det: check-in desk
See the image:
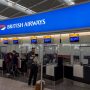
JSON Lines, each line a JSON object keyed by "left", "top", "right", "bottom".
{"left": 64, "top": 63, "right": 90, "bottom": 84}
{"left": 64, "top": 64, "right": 73, "bottom": 79}
{"left": 43, "top": 57, "right": 63, "bottom": 81}
{"left": 84, "top": 65, "right": 90, "bottom": 84}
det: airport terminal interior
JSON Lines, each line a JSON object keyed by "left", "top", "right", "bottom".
{"left": 0, "top": 0, "right": 90, "bottom": 90}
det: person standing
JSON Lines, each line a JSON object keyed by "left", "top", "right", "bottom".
{"left": 12, "top": 50, "right": 19, "bottom": 76}
{"left": 28, "top": 54, "right": 39, "bottom": 86}
{"left": 5, "top": 52, "right": 13, "bottom": 75}
{"left": 26, "top": 48, "right": 35, "bottom": 75}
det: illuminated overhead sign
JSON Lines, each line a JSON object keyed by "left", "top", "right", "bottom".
{"left": 3, "top": 38, "right": 8, "bottom": 44}
{"left": 44, "top": 35, "right": 52, "bottom": 43}
{"left": 31, "top": 36, "right": 37, "bottom": 44}
{"left": 44, "top": 36, "right": 51, "bottom": 39}
{"left": 69, "top": 33, "right": 79, "bottom": 37}
{"left": 69, "top": 33, "right": 79, "bottom": 42}
{"left": 13, "top": 37, "right": 19, "bottom": 44}
{"left": 4, "top": 19, "right": 45, "bottom": 30}
{"left": 0, "top": 2, "right": 90, "bottom": 36}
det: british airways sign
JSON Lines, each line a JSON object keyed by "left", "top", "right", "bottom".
{"left": 0, "top": 2, "right": 90, "bottom": 36}
{"left": 1, "top": 19, "right": 45, "bottom": 30}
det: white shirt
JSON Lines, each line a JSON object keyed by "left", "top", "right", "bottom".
{"left": 33, "top": 57, "right": 40, "bottom": 65}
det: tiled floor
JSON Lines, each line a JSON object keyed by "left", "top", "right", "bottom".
{"left": 0, "top": 77, "right": 50, "bottom": 90}
{"left": 0, "top": 76, "right": 90, "bottom": 90}
{"left": 55, "top": 79, "right": 90, "bottom": 90}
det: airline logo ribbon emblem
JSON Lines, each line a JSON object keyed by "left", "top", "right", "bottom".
{"left": 0, "top": 24, "right": 6, "bottom": 30}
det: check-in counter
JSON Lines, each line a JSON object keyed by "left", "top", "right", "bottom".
{"left": 43, "top": 56, "right": 63, "bottom": 81}
{"left": 44, "top": 63, "right": 62, "bottom": 81}
{"left": 84, "top": 65, "right": 90, "bottom": 83}
{"left": 64, "top": 64, "right": 73, "bottom": 79}
{"left": 64, "top": 63, "right": 90, "bottom": 84}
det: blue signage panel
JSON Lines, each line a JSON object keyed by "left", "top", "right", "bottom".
{"left": 0, "top": 2, "right": 90, "bottom": 36}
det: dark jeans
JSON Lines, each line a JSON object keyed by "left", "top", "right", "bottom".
{"left": 6, "top": 62, "right": 12, "bottom": 73}
{"left": 28, "top": 64, "right": 38, "bottom": 85}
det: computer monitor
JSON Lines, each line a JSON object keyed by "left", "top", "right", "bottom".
{"left": 70, "top": 36, "right": 79, "bottom": 42}
{"left": 31, "top": 39, "right": 37, "bottom": 44}
{"left": 13, "top": 40, "right": 19, "bottom": 44}
{"left": 44, "top": 38, "right": 51, "bottom": 43}
{"left": 3, "top": 40, "right": 8, "bottom": 44}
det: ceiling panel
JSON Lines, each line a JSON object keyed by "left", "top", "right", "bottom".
{"left": 31, "top": 0, "right": 61, "bottom": 12}
{"left": 75, "top": 0, "right": 89, "bottom": 3}
{"left": 0, "top": 4, "right": 7, "bottom": 11}
{"left": 0, "top": 0, "right": 89, "bottom": 19}
{"left": 11, "top": 0, "right": 20, "bottom": 2}
{"left": 18, "top": 0, "right": 43, "bottom": 8}
{"left": 0, "top": 7, "right": 20, "bottom": 17}
{"left": 10, "top": 12, "right": 27, "bottom": 18}
{"left": 52, "top": 3, "right": 67, "bottom": 10}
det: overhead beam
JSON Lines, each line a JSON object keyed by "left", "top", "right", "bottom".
{"left": 0, "top": 0, "right": 36, "bottom": 14}
{"left": 9, "top": 0, "right": 49, "bottom": 17}
{"left": 0, "top": 15, "right": 9, "bottom": 20}
{"left": 58, "top": 0, "right": 75, "bottom": 5}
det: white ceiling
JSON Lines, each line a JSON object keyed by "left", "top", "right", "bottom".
{"left": 0, "top": 0, "right": 89, "bottom": 20}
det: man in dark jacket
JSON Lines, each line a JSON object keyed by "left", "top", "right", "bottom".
{"left": 12, "top": 50, "right": 19, "bottom": 76}
{"left": 27, "top": 48, "right": 37, "bottom": 86}
{"left": 27, "top": 48, "right": 35, "bottom": 69}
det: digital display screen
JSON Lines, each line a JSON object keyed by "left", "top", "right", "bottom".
{"left": 31, "top": 39, "right": 37, "bottom": 44}
{"left": 44, "top": 38, "right": 51, "bottom": 43}
{"left": 3, "top": 40, "right": 8, "bottom": 44}
{"left": 70, "top": 37, "right": 79, "bottom": 42}
{"left": 13, "top": 40, "right": 19, "bottom": 44}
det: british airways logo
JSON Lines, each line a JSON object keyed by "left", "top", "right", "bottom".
{"left": 0, "top": 19, "right": 46, "bottom": 31}
{"left": 0, "top": 24, "right": 6, "bottom": 30}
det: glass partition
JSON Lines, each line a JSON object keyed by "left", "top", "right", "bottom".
{"left": 42, "top": 44, "right": 59, "bottom": 90}
{"left": 80, "top": 46, "right": 90, "bottom": 65}
{"left": 0, "top": 46, "right": 7, "bottom": 59}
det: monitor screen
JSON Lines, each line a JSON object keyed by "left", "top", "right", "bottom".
{"left": 3, "top": 40, "right": 8, "bottom": 44}
{"left": 31, "top": 39, "right": 37, "bottom": 44}
{"left": 13, "top": 40, "right": 19, "bottom": 44}
{"left": 70, "top": 37, "right": 79, "bottom": 42}
{"left": 44, "top": 38, "right": 51, "bottom": 43}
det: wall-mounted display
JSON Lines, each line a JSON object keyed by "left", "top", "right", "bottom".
{"left": 3, "top": 40, "right": 8, "bottom": 44}
{"left": 31, "top": 39, "right": 37, "bottom": 44}
{"left": 13, "top": 37, "right": 19, "bottom": 44}
{"left": 13, "top": 40, "right": 19, "bottom": 44}
{"left": 44, "top": 38, "right": 51, "bottom": 43}
{"left": 3, "top": 38, "right": 8, "bottom": 44}
{"left": 69, "top": 33, "right": 79, "bottom": 42}
{"left": 44, "top": 36, "right": 52, "bottom": 43}
{"left": 31, "top": 36, "right": 37, "bottom": 44}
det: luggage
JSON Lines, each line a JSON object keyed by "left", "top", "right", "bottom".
{"left": 35, "top": 83, "right": 41, "bottom": 90}
{"left": 35, "top": 80, "right": 45, "bottom": 90}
